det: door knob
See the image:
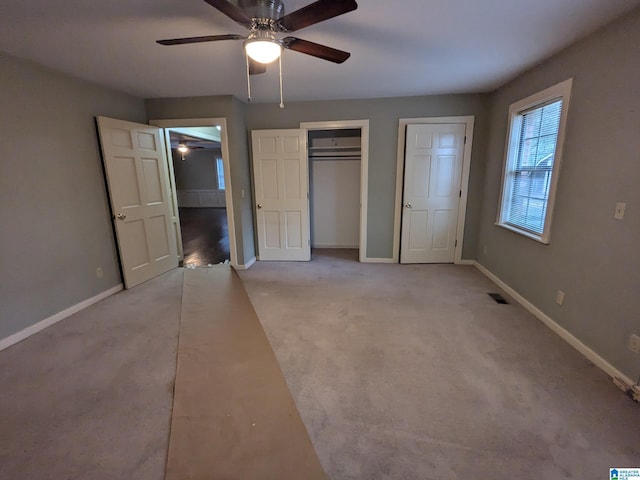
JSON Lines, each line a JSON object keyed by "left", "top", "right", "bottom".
{"left": 116, "top": 213, "right": 126, "bottom": 220}
{"left": 405, "top": 202, "right": 412, "bottom": 209}
{"left": 257, "top": 204, "right": 263, "bottom": 209}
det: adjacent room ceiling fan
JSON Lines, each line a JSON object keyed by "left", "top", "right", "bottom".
{"left": 156, "top": 0, "right": 358, "bottom": 76}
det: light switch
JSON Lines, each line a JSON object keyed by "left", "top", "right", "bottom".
{"left": 614, "top": 202, "right": 626, "bottom": 220}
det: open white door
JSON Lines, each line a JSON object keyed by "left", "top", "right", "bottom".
{"left": 251, "top": 129, "right": 310, "bottom": 261}
{"left": 97, "top": 116, "right": 178, "bottom": 288}
{"left": 400, "top": 123, "right": 466, "bottom": 264}
{"left": 160, "top": 129, "right": 183, "bottom": 263}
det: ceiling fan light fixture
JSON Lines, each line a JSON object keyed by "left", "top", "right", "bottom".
{"left": 178, "top": 143, "right": 189, "bottom": 153}
{"left": 244, "top": 31, "right": 282, "bottom": 64}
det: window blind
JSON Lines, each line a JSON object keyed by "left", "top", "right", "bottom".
{"left": 505, "top": 99, "right": 563, "bottom": 234}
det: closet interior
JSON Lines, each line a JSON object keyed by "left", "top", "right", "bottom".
{"left": 308, "top": 128, "right": 362, "bottom": 250}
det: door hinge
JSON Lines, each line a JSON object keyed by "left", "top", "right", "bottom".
{"left": 464, "top": 136, "right": 467, "bottom": 144}
{"left": 455, "top": 239, "right": 458, "bottom": 247}
{"left": 459, "top": 190, "right": 462, "bottom": 198}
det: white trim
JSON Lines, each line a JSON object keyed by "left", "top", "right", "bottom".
{"left": 150, "top": 118, "right": 239, "bottom": 269}
{"left": 458, "top": 259, "right": 475, "bottom": 266}
{"left": 496, "top": 78, "right": 573, "bottom": 244}
{"left": 395, "top": 116, "right": 475, "bottom": 264}
{"left": 233, "top": 257, "right": 256, "bottom": 270}
{"left": 472, "top": 261, "right": 634, "bottom": 386}
{"left": 300, "top": 120, "right": 370, "bottom": 263}
{"left": 360, "top": 257, "right": 395, "bottom": 264}
{"left": 0, "top": 285, "right": 123, "bottom": 352}
{"left": 495, "top": 222, "right": 550, "bottom": 244}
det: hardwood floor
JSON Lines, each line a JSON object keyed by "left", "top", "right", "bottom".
{"left": 179, "top": 208, "right": 229, "bottom": 267}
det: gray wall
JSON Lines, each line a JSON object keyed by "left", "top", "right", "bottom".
{"left": 172, "top": 148, "right": 221, "bottom": 190}
{"left": 476, "top": 9, "right": 640, "bottom": 379}
{"left": 0, "top": 53, "right": 147, "bottom": 340}
{"left": 246, "top": 95, "right": 489, "bottom": 259}
{"left": 145, "top": 96, "right": 256, "bottom": 265}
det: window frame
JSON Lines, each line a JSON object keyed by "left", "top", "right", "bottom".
{"left": 496, "top": 78, "right": 573, "bottom": 244}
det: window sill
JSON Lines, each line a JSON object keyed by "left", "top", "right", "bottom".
{"left": 495, "top": 222, "right": 550, "bottom": 245}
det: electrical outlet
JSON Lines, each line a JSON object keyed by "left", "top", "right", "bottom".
{"left": 96, "top": 267, "right": 103, "bottom": 278}
{"left": 628, "top": 334, "right": 640, "bottom": 355}
{"left": 556, "top": 290, "right": 565, "bottom": 306}
{"left": 614, "top": 202, "right": 626, "bottom": 220}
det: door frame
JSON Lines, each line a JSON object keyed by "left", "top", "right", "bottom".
{"left": 394, "top": 116, "right": 475, "bottom": 264}
{"left": 299, "top": 119, "right": 370, "bottom": 263}
{"left": 150, "top": 117, "right": 238, "bottom": 269}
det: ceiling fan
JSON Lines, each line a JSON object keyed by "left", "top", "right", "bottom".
{"left": 156, "top": 0, "right": 358, "bottom": 76}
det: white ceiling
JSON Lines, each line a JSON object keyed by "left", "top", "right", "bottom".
{"left": 1, "top": 0, "right": 638, "bottom": 103}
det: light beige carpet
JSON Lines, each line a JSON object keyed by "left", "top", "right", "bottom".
{"left": 165, "top": 267, "right": 326, "bottom": 480}
{"left": 239, "top": 249, "right": 640, "bottom": 480}
{"left": 0, "top": 268, "right": 184, "bottom": 480}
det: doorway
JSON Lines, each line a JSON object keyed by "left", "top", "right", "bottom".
{"left": 151, "top": 118, "right": 238, "bottom": 268}
{"left": 300, "top": 120, "right": 370, "bottom": 262}
{"left": 168, "top": 128, "right": 230, "bottom": 267}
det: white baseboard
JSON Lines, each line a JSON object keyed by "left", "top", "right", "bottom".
{"left": 457, "top": 259, "right": 475, "bottom": 265}
{"left": 473, "top": 261, "right": 634, "bottom": 386}
{"left": 361, "top": 257, "right": 396, "bottom": 264}
{"left": 0, "top": 284, "right": 123, "bottom": 352}
{"left": 312, "top": 244, "right": 359, "bottom": 249}
{"left": 233, "top": 257, "right": 256, "bottom": 271}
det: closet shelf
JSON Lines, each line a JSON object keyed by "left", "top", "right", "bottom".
{"left": 310, "top": 156, "right": 361, "bottom": 161}
{"left": 309, "top": 146, "right": 361, "bottom": 161}
{"left": 309, "top": 151, "right": 361, "bottom": 156}
{"left": 308, "top": 146, "right": 360, "bottom": 151}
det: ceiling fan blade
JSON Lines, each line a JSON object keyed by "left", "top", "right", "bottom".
{"left": 249, "top": 58, "right": 267, "bottom": 75}
{"left": 157, "top": 34, "right": 244, "bottom": 46}
{"left": 201, "top": 0, "right": 252, "bottom": 27}
{"left": 277, "top": 0, "right": 358, "bottom": 32}
{"left": 282, "top": 37, "right": 350, "bottom": 63}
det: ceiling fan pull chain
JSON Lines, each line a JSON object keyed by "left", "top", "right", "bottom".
{"left": 279, "top": 54, "right": 284, "bottom": 109}
{"left": 245, "top": 53, "right": 252, "bottom": 102}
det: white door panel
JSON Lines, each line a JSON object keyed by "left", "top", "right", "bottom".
{"left": 400, "top": 123, "right": 465, "bottom": 263}
{"left": 97, "top": 116, "right": 178, "bottom": 287}
{"left": 252, "top": 129, "right": 310, "bottom": 261}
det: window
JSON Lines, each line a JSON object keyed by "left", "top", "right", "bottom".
{"left": 216, "top": 157, "right": 225, "bottom": 190}
{"left": 497, "top": 79, "right": 572, "bottom": 244}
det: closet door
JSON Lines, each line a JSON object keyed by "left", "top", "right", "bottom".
{"left": 251, "top": 129, "right": 310, "bottom": 261}
{"left": 400, "top": 123, "right": 465, "bottom": 263}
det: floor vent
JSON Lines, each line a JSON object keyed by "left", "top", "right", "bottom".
{"left": 488, "top": 293, "right": 509, "bottom": 304}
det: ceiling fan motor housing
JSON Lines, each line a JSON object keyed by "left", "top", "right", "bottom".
{"left": 238, "top": 0, "right": 285, "bottom": 20}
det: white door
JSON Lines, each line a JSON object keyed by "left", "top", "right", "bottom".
{"left": 400, "top": 123, "right": 466, "bottom": 263}
{"left": 251, "top": 129, "right": 310, "bottom": 261}
{"left": 160, "top": 129, "right": 183, "bottom": 262}
{"left": 97, "top": 116, "right": 178, "bottom": 287}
